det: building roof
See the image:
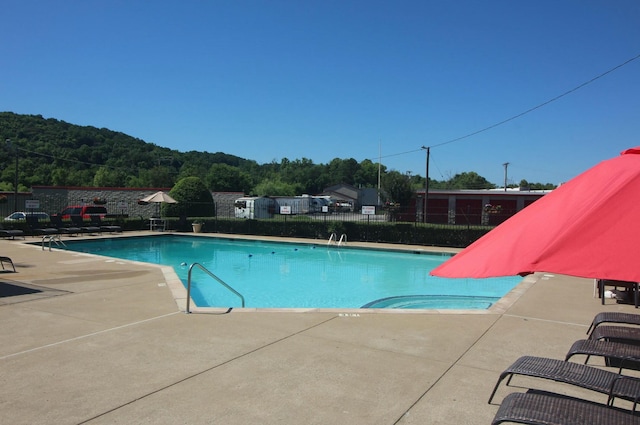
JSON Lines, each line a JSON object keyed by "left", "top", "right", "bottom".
{"left": 417, "top": 188, "right": 552, "bottom": 196}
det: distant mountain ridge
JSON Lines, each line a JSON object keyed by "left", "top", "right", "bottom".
{"left": 0, "top": 111, "right": 256, "bottom": 189}
{"left": 1, "top": 112, "right": 553, "bottom": 195}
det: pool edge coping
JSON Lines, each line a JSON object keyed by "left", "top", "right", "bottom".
{"left": 26, "top": 231, "right": 534, "bottom": 315}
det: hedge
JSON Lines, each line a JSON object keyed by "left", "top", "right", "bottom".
{"left": 3, "top": 216, "right": 493, "bottom": 248}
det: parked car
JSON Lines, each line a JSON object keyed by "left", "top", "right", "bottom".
{"left": 4, "top": 211, "right": 50, "bottom": 221}
{"left": 57, "top": 205, "right": 107, "bottom": 220}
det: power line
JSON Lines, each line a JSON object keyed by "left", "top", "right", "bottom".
{"left": 16, "top": 146, "right": 148, "bottom": 173}
{"left": 376, "top": 52, "right": 640, "bottom": 162}
{"left": 16, "top": 146, "right": 114, "bottom": 169}
{"left": 430, "top": 52, "right": 640, "bottom": 149}
{"left": 377, "top": 148, "right": 424, "bottom": 159}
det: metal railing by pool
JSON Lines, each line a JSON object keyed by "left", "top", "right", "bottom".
{"left": 186, "top": 262, "right": 245, "bottom": 313}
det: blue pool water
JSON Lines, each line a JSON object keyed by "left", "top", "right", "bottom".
{"left": 60, "top": 235, "right": 522, "bottom": 310}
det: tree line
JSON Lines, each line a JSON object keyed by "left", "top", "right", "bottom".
{"left": 0, "top": 112, "right": 556, "bottom": 205}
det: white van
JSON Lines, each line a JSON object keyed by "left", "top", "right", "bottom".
{"left": 4, "top": 211, "right": 50, "bottom": 221}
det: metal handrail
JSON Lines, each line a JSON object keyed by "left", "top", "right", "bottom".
{"left": 42, "top": 234, "right": 66, "bottom": 251}
{"left": 328, "top": 233, "right": 347, "bottom": 246}
{"left": 186, "top": 262, "right": 245, "bottom": 313}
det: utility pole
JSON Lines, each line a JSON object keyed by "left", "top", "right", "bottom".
{"left": 6, "top": 139, "right": 18, "bottom": 211}
{"left": 377, "top": 141, "right": 381, "bottom": 206}
{"left": 503, "top": 162, "right": 509, "bottom": 192}
{"left": 421, "top": 146, "right": 430, "bottom": 223}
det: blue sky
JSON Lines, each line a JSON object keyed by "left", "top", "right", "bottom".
{"left": 2, "top": 1, "right": 639, "bottom": 186}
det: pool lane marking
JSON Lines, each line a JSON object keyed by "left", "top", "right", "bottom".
{"left": 0, "top": 312, "right": 181, "bottom": 361}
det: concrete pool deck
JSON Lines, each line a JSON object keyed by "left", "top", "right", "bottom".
{"left": 1, "top": 232, "right": 639, "bottom": 424}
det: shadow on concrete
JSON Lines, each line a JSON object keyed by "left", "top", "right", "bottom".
{"left": 0, "top": 281, "right": 41, "bottom": 297}
{"left": 0, "top": 280, "right": 70, "bottom": 305}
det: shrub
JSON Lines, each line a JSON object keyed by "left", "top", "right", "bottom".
{"left": 163, "top": 177, "right": 215, "bottom": 217}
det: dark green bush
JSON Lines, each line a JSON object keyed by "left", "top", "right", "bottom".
{"left": 199, "top": 218, "right": 492, "bottom": 248}
{"left": 19, "top": 214, "right": 492, "bottom": 248}
{"left": 163, "top": 177, "right": 215, "bottom": 218}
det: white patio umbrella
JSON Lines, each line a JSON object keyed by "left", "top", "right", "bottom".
{"left": 141, "top": 191, "right": 177, "bottom": 217}
{"left": 141, "top": 191, "right": 178, "bottom": 204}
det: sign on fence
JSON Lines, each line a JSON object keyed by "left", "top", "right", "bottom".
{"left": 25, "top": 199, "right": 40, "bottom": 209}
{"left": 361, "top": 206, "right": 376, "bottom": 215}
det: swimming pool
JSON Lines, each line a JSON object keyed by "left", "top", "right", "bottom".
{"left": 60, "top": 235, "right": 522, "bottom": 310}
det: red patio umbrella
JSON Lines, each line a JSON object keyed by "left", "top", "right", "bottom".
{"left": 431, "top": 147, "right": 640, "bottom": 282}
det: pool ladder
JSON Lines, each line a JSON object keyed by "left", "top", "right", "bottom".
{"left": 42, "top": 234, "right": 66, "bottom": 251}
{"left": 328, "top": 233, "right": 347, "bottom": 246}
{"left": 186, "top": 262, "right": 245, "bottom": 313}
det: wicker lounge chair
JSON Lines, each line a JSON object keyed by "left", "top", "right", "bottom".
{"left": 591, "top": 326, "right": 640, "bottom": 346}
{"left": 25, "top": 215, "right": 58, "bottom": 236}
{"left": 588, "top": 312, "right": 640, "bottom": 335}
{"left": 492, "top": 391, "right": 640, "bottom": 425}
{"left": 0, "top": 226, "right": 24, "bottom": 240}
{"left": 566, "top": 339, "right": 640, "bottom": 370}
{"left": 70, "top": 216, "right": 101, "bottom": 235}
{"left": 50, "top": 215, "right": 81, "bottom": 236}
{"left": 0, "top": 256, "right": 16, "bottom": 272}
{"left": 90, "top": 216, "right": 121, "bottom": 233}
{"left": 488, "top": 355, "right": 640, "bottom": 407}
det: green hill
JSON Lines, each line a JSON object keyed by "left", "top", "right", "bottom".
{"left": 1, "top": 112, "right": 552, "bottom": 197}
{"left": 0, "top": 112, "right": 258, "bottom": 190}
{"left": 0, "top": 112, "right": 388, "bottom": 196}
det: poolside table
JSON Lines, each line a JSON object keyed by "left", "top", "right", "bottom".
{"left": 149, "top": 217, "right": 166, "bottom": 231}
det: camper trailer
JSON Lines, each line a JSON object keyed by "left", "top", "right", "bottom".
{"left": 273, "top": 196, "right": 310, "bottom": 215}
{"left": 273, "top": 195, "right": 329, "bottom": 215}
{"left": 234, "top": 197, "right": 274, "bottom": 219}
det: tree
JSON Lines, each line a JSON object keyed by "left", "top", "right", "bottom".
{"left": 527, "top": 181, "right": 557, "bottom": 190}
{"left": 354, "top": 159, "right": 383, "bottom": 188}
{"left": 177, "top": 163, "right": 208, "bottom": 182}
{"left": 205, "top": 163, "right": 252, "bottom": 193}
{"left": 3, "top": 112, "right": 551, "bottom": 194}
{"left": 164, "top": 177, "right": 215, "bottom": 217}
{"left": 381, "top": 171, "right": 413, "bottom": 205}
{"left": 326, "top": 158, "right": 359, "bottom": 186}
{"left": 253, "top": 177, "right": 298, "bottom": 196}
{"left": 136, "top": 166, "right": 175, "bottom": 188}
{"left": 446, "top": 172, "right": 496, "bottom": 190}
{"left": 93, "top": 166, "right": 128, "bottom": 187}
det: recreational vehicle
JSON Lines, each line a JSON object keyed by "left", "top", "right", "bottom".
{"left": 234, "top": 197, "right": 274, "bottom": 219}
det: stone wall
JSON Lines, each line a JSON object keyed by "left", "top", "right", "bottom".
{"left": 211, "top": 192, "right": 244, "bottom": 219}
{"left": 28, "top": 186, "right": 243, "bottom": 218}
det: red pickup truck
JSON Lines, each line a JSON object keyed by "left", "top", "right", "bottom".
{"left": 57, "top": 205, "right": 107, "bottom": 219}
